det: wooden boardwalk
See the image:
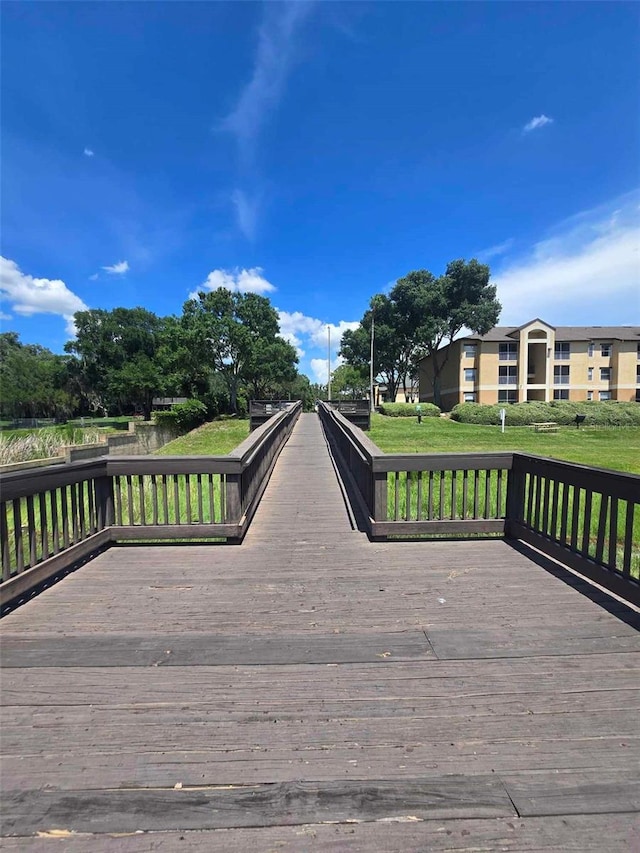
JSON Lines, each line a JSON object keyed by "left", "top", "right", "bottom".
{"left": 1, "top": 413, "right": 639, "bottom": 850}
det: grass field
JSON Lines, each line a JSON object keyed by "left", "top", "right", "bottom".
{"left": 369, "top": 414, "right": 640, "bottom": 474}
{"left": 156, "top": 418, "right": 250, "bottom": 456}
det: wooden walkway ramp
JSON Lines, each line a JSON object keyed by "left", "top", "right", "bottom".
{"left": 1, "top": 413, "right": 639, "bottom": 850}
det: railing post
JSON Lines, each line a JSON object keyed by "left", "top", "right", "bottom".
{"left": 225, "top": 472, "right": 243, "bottom": 523}
{"left": 373, "top": 470, "right": 388, "bottom": 522}
{"left": 95, "top": 467, "right": 114, "bottom": 530}
{"left": 505, "top": 453, "right": 524, "bottom": 538}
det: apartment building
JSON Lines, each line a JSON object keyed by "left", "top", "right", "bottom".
{"left": 418, "top": 318, "right": 640, "bottom": 411}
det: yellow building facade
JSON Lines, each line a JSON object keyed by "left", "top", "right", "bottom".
{"left": 418, "top": 319, "right": 640, "bottom": 411}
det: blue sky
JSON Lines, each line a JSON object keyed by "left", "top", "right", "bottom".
{"left": 1, "top": 1, "right": 639, "bottom": 383}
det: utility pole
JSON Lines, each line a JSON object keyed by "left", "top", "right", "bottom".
{"left": 327, "top": 325, "right": 332, "bottom": 401}
{"left": 370, "top": 309, "right": 375, "bottom": 413}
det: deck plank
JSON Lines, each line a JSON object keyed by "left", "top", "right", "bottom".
{"left": 1, "top": 414, "right": 639, "bottom": 847}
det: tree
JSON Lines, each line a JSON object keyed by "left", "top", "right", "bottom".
{"left": 392, "top": 259, "right": 500, "bottom": 407}
{"left": 180, "top": 288, "right": 298, "bottom": 414}
{"left": 330, "top": 364, "right": 370, "bottom": 399}
{"left": 65, "top": 307, "right": 167, "bottom": 419}
{"left": 0, "top": 332, "right": 76, "bottom": 419}
{"left": 339, "top": 294, "right": 411, "bottom": 402}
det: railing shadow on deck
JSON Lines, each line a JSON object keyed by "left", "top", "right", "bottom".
{"left": 0, "top": 402, "right": 302, "bottom": 609}
{"left": 318, "top": 402, "right": 640, "bottom": 608}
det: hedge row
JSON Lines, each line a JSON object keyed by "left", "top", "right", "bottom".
{"left": 450, "top": 400, "right": 640, "bottom": 427}
{"left": 153, "top": 399, "right": 209, "bottom": 432}
{"left": 379, "top": 402, "right": 441, "bottom": 418}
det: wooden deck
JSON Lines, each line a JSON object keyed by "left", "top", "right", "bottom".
{"left": 1, "top": 413, "right": 639, "bottom": 850}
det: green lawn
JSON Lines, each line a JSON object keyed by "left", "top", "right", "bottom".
{"left": 369, "top": 414, "right": 640, "bottom": 474}
{"left": 156, "top": 418, "right": 250, "bottom": 456}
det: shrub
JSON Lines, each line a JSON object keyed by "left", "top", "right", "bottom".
{"left": 450, "top": 400, "right": 640, "bottom": 427}
{"left": 380, "top": 402, "right": 441, "bottom": 418}
{"left": 153, "top": 399, "right": 209, "bottom": 433}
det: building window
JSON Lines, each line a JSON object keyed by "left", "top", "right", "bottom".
{"left": 600, "top": 367, "right": 611, "bottom": 381}
{"left": 499, "top": 342, "right": 517, "bottom": 361}
{"left": 498, "top": 389, "right": 517, "bottom": 403}
{"left": 463, "top": 392, "right": 476, "bottom": 402}
{"left": 554, "top": 342, "right": 570, "bottom": 360}
{"left": 588, "top": 342, "right": 594, "bottom": 357}
{"left": 587, "top": 367, "right": 593, "bottom": 381}
{"left": 553, "top": 389, "right": 569, "bottom": 400}
{"left": 587, "top": 391, "right": 593, "bottom": 401}
{"left": 554, "top": 365, "right": 570, "bottom": 385}
{"left": 601, "top": 343, "right": 611, "bottom": 357}
{"left": 498, "top": 366, "right": 517, "bottom": 385}
{"left": 464, "top": 368, "right": 476, "bottom": 383}
{"left": 599, "top": 391, "right": 611, "bottom": 401}
{"left": 636, "top": 366, "right": 640, "bottom": 383}
{"left": 463, "top": 342, "right": 477, "bottom": 357}
{"left": 637, "top": 343, "right": 640, "bottom": 360}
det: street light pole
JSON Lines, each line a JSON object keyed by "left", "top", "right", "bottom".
{"left": 327, "top": 324, "right": 332, "bottom": 402}
{"left": 370, "top": 309, "right": 375, "bottom": 413}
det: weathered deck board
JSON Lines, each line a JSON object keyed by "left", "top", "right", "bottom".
{"left": 1, "top": 414, "right": 639, "bottom": 848}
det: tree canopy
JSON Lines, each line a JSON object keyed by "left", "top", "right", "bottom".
{"left": 340, "top": 259, "right": 500, "bottom": 406}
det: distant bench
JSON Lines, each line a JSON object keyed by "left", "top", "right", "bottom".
{"left": 532, "top": 422, "right": 559, "bottom": 433}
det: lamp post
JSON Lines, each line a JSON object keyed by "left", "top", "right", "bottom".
{"left": 327, "top": 324, "right": 332, "bottom": 402}
{"left": 370, "top": 308, "right": 375, "bottom": 413}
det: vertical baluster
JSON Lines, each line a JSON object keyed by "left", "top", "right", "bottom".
{"left": 449, "top": 469, "right": 456, "bottom": 520}
{"left": 126, "top": 475, "right": 134, "bottom": 526}
{"left": 13, "top": 499, "right": 24, "bottom": 574}
{"left": 570, "top": 486, "right": 581, "bottom": 550}
{"left": 496, "top": 469, "right": 503, "bottom": 518}
{"left": 138, "top": 475, "right": 146, "bottom": 526}
{"left": 220, "top": 474, "right": 226, "bottom": 523}
{"left": 484, "top": 470, "right": 491, "bottom": 519}
{"left": 115, "top": 476, "right": 123, "bottom": 527}
{"left": 87, "top": 478, "right": 96, "bottom": 534}
{"left": 462, "top": 470, "right": 469, "bottom": 519}
{"left": 622, "top": 501, "right": 635, "bottom": 577}
{"left": 162, "top": 474, "right": 169, "bottom": 525}
{"left": 581, "top": 490, "right": 593, "bottom": 557}
{"left": 393, "top": 471, "right": 399, "bottom": 522}
{"left": 70, "top": 483, "right": 80, "bottom": 544}
{"left": 593, "top": 492, "right": 608, "bottom": 564}
{"left": 549, "top": 479, "right": 559, "bottom": 542}
{"left": 532, "top": 475, "right": 542, "bottom": 531}
{"left": 50, "top": 488, "right": 60, "bottom": 554}
{"left": 208, "top": 474, "right": 215, "bottom": 524}
{"left": 197, "top": 474, "right": 204, "bottom": 524}
{"left": 427, "top": 471, "right": 434, "bottom": 520}
{"left": 416, "top": 471, "right": 423, "bottom": 522}
{"left": 185, "top": 474, "right": 192, "bottom": 523}
{"left": 39, "top": 492, "right": 49, "bottom": 560}
{"left": 439, "top": 471, "right": 445, "bottom": 520}
{"left": 542, "top": 475, "right": 551, "bottom": 537}
{"left": 559, "top": 480, "right": 569, "bottom": 544}
{"left": 1, "top": 503, "right": 10, "bottom": 581}
{"left": 607, "top": 496, "right": 618, "bottom": 571}
{"left": 151, "top": 475, "right": 159, "bottom": 526}
{"left": 473, "top": 470, "right": 480, "bottom": 519}
{"left": 405, "top": 471, "right": 411, "bottom": 522}
{"left": 26, "top": 495, "right": 37, "bottom": 567}
{"left": 78, "top": 480, "right": 87, "bottom": 540}
{"left": 174, "top": 475, "right": 181, "bottom": 524}
{"left": 60, "top": 487, "right": 70, "bottom": 549}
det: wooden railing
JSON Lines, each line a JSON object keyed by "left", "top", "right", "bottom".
{"left": 0, "top": 402, "right": 301, "bottom": 606}
{"left": 319, "top": 402, "right": 640, "bottom": 606}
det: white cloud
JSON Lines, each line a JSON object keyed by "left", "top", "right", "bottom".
{"left": 231, "top": 188, "right": 260, "bottom": 241}
{"left": 493, "top": 192, "right": 640, "bottom": 324}
{"left": 523, "top": 114, "right": 553, "bottom": 133}
{"left": 477, "top": 238, "right": 514, "bottom": 262}
{"left": 88, "top": 273, "right": 99, "bottom": 281}
{"left": 83, "top": 148, "right": 95, "bottom": 157}
{"left": 0, "top": 311, "right": 12, "bottom": 322}
{"left": 221, "top": 2, "right": 315, "bottom": 162}
{"left": 0, "top": 256, "right": 87, "bottom": 336}
{"left": 190, "top": 267, "right": 277, "bottom": 300}
{"left": 102, "top": 260, "right": 129, "bottom": 275}
{"left": 310, "top": 356, "right": 344, "bottom": 385}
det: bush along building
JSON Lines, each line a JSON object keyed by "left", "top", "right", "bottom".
{"left": 418, "top": 318, "right": 640, "bottom": 411}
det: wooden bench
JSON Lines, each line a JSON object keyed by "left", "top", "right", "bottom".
{"left": 532, "top": 422, "right": 559, "bottom": 433}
